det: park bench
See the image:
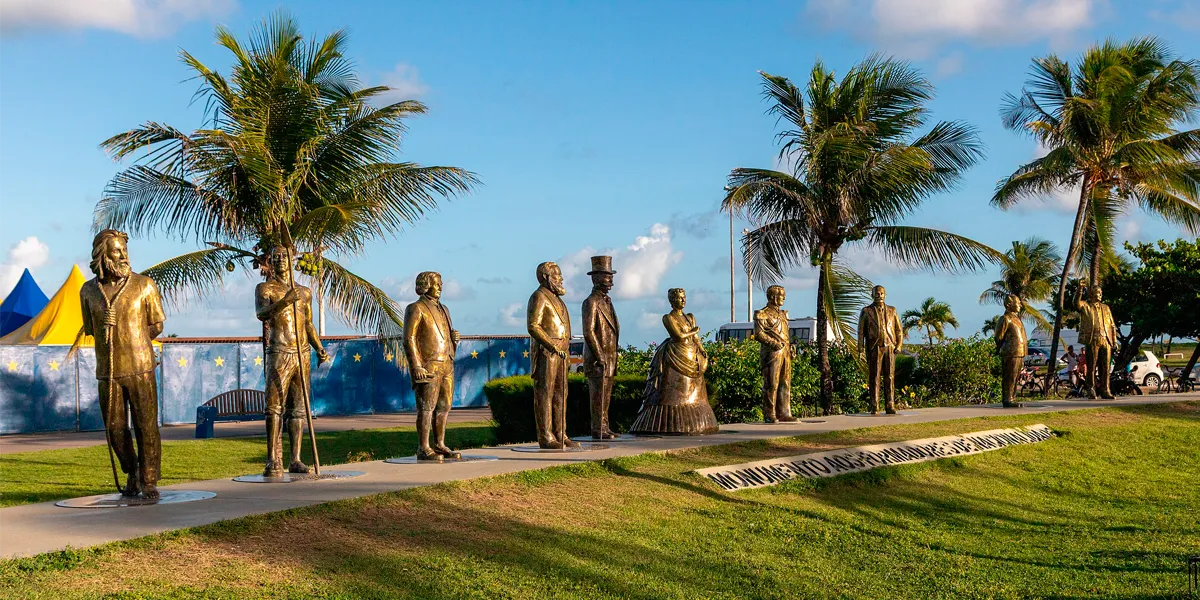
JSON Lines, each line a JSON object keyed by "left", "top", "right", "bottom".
{"left": 194, "top": 389, "right": 267, "bottom": 438}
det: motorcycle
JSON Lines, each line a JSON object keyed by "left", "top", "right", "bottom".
{"left": 1110, "top": 367, "right": 1144, "bottom": 397}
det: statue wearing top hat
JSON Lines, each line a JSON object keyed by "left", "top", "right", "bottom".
{"left": 582, "top": 256, "right": 620, "bottom": 440}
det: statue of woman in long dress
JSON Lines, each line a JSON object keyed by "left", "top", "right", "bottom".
{"left": 629, "top": 288, "right": 720, "bottom": 435}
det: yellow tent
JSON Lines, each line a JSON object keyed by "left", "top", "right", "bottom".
{"left": 0, "top": 265, "right": 94, "bottom": 346}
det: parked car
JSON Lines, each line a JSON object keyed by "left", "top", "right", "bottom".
{"left": 1055, "top": 349, "right": 1163, "bottom": 387}
{"left": 1024, "top": 346, "right": 1062, "bottom": 366}
{"left": 1127, "top": 350, "right": 1164, "bottom": 387}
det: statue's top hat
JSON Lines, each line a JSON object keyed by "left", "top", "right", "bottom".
{"left": 587, "top": 255, "right": 616, "bottom": 275}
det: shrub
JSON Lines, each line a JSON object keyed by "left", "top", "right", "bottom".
{"left": 909, "top": 336, "right": 1000, "bottom": 405}
{"left": 616, "top": 344, "right": 655, "bottom": 377}
{"left": 484, "top": 374, "right": 645, "bottom": 444}
{"left": 794, "top": 341, "right": 869, "bottom": 415}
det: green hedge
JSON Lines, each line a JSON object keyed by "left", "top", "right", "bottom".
{"left": 484, "top": 374, "right": 645, "bottom": 444}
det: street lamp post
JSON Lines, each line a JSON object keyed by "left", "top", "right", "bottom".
{"left": 724, "top": 186, "right": 735, "bottom": 323}
{"left": 743, "top": 228, "right": 752, "bottom": 321}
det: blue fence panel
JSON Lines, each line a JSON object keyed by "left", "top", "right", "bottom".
{"left": 454, "top": 339, "right": 491, "bottom": 408}
{"left": 488, "top": 338, "right": 531, "bottom": 379}
{"left": 35, "top": 347, "right": 76, "bottom": 433}
{"left": 76, "top": 348, "right": 103, "bottom": 431}
{"left": 371, "top": 342, "right": 414, "bottom": 413}
{"left": 0, "top": 336, "right": 524, "bottom": 435}
{"left": 238, "top": 342, "right": 267, "bottom": 391}
{"left": 0, "top": 346, "right": 75, "bottom": 434}
{"left": 310, "top": 339, "right": 374, "bottom": 416}
{"left": 159, "top": 343, "right": 241, "bottom": 425}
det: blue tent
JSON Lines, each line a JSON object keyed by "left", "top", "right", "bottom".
{"left": 0, "top": 269, "right": 49, "bottom": 337}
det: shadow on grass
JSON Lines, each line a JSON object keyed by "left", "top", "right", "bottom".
{"left": 0, "top": 424, "right": 497, "bottom": 507}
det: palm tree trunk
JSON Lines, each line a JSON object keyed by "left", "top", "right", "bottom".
{"left": 1044, "top": 182, "right": 1092, "bottom": 395}
{"left": 816, "top": 257, "right": 833, "bottom": 415}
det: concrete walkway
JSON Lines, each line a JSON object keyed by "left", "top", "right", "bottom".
{"left": 1, "top": 394, "right": 1195, "bottom": 559}
{"left": 0, "top": 408, "right": 494, "bottom": 455}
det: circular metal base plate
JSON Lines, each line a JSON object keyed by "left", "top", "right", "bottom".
{"left": 56, "top": 490, "right": 216, "bottom": 509}
{"left": 846, "top": 411, "right": 919, "bottom": 417}
{"left": 569, "top": 434, "right": 659, "bottom": 442}
{"left": 232, "top": 470, "right": 365, "bottom": 483}
{"left": 511, "top": 443, "right": 610, "bottom": 453}
{"left": 800, "top": 419, "right": 828, "bottom": 424}
{"left": 987, "top": 403, "right": 1053, "bottom": 409}
{"left": 384, "top": 455, "right": 500, "bottom": 464}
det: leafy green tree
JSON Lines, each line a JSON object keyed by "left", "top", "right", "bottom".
{"left": 1103, "top": 239, "right": 1200, "bottom": 376}
{"left": 979, "top": 237, "right": 1061, "bottom": 331}
{"left": 902, "top": 297, "right": 960, "bottom": 345}
{"left": 96, "top": 13, "right": 477, "bottom": 344}
{"left": 995, "top": 37, "right": 1200, "bottom": 390}
{"left": 723, "top": 58, "right": 998, "bottom": 414}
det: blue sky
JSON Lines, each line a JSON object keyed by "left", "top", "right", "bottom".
{"left": 1, "top": 0, "right": 1198, "bottom": 345}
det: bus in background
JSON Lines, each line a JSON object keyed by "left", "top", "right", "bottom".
{"left": 715, "top": 317, "right": 839, "bottom": 345}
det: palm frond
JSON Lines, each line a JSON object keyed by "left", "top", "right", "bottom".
{"left": 140, "top": 246, "right": 254, "bottom": 307}
{"left": 865, "top": 226, "right": 1001, "bottom": 273}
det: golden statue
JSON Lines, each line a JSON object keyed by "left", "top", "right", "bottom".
{"left": 255, "top": 246, "right": 329, "bottom": 477}
{"left": 582, "top": 256, "right": 620, "bottom": 440}
{"left": 1076, "top": 282, "right": 1117, "bottom": 399}
{"left": 403, "top": 271, "right": 462, "bottom": 461}
{"left": 857, "top": 285, "right": 904, "bottom": 415}
{"left": 79, "top": 230, "right": 166, "bottom": 499}
{"left": 754, "top": 285, "right": 797, "bottom": 423}
{"left": 527, "top": 262, "right": 578, "bottom": 449}
{"left": 994, "top": 294, "right": 1027, "bottom": 408}
{"left": 629, "top": 288, "right": 720, "bottom": 435}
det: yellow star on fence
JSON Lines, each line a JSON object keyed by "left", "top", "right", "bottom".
{"left": 254, "top": 356, "right": 263, "bottom": 366}
{"left": 523, "top": 350, "right": 529, "bottom": 358}
{"left": 177, "top": 357, "right": 188, "bottom": 368}
{"left": 498, "top": 350, "right": 506, "bottom": 358}
{"left": 385, "top": 352, "right": 394, "bottom": 362}
{"left": 49, "top": 360, "right": 60, "bottom": 371}
{"left": 470, "top": 350, "right": 479, "bottom": 359}
{"left": 6, "top": 361, "right": 18, "bottom": 372}
{"left": 214, "top": 356, "right": 225, "bottom": 367}
{"left": 353, "top": 353, "right": 361, "bottom": 362}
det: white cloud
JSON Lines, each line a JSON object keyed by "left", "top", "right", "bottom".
{"left": 637, "top": 311, "right": 663, "bottom": 331}
{"left": 379, "top": 63, "right": 429, "bottom": 102}
{"left": 0, "top": 236, "right": 50, "bottom": 297}
{"left": 559, "top": 223, "right": 684, "bottom": 303}
{"left": 806, "top": 0, "right": 1098, "bottom": 58}
{"left": 498, "top": 303, "right": 523, "bottom": 328}
{"left": 618, "top": 224, "right": 685, "bottom": 300}
{"left": 0, "top": 0, "right": 235, "bottom": 38}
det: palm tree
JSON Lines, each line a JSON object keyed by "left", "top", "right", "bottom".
{"left": 979, "top": 237, "right": 1061, "bottom": 331}
{"left": 981, "top": 315, "right": 1002, "bottom": 337}
{"left": 723, "top": 57, "right": 999, "bottom": 414}
{"left": 902, "top": 297, "right": 959, "bottom": 345}
{"left": 95, "top": 13, "right": 476, "bottom": 349}
{"left": 994, "top": 37, "right": 1200, "bottom": 390}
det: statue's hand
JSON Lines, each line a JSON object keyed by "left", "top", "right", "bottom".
{"left": 450, "top": 330, "right": 460, "bottom": 344}
{"left": 282, "top": 288, "right": 303, "bottom": 304}
{"left": 412, "top": 367, "right": 430, "bottom": 380}
{"left": 317, "top": 349, "right": 330, "bottom": 364}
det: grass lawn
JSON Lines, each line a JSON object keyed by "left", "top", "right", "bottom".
{"left": 0, "top": 422, "right": 496, "bottom": 508}
{"left": 2, "top": 402, "right": 1197, "bottom": 599}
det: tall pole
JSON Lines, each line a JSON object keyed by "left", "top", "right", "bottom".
{"left": 743, "top": 228, "right": 752, "bottom": 320}
{"left": 728, "top": 209, "right": 735, "bottom": 322}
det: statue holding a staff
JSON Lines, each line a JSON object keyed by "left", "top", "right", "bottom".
{"left": 255, "top": 245, "right": 329, "bottom": 477}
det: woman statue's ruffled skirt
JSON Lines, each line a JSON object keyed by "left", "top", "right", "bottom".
{"left": 629, "top": 339, "right": 720, "bottom": 435}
